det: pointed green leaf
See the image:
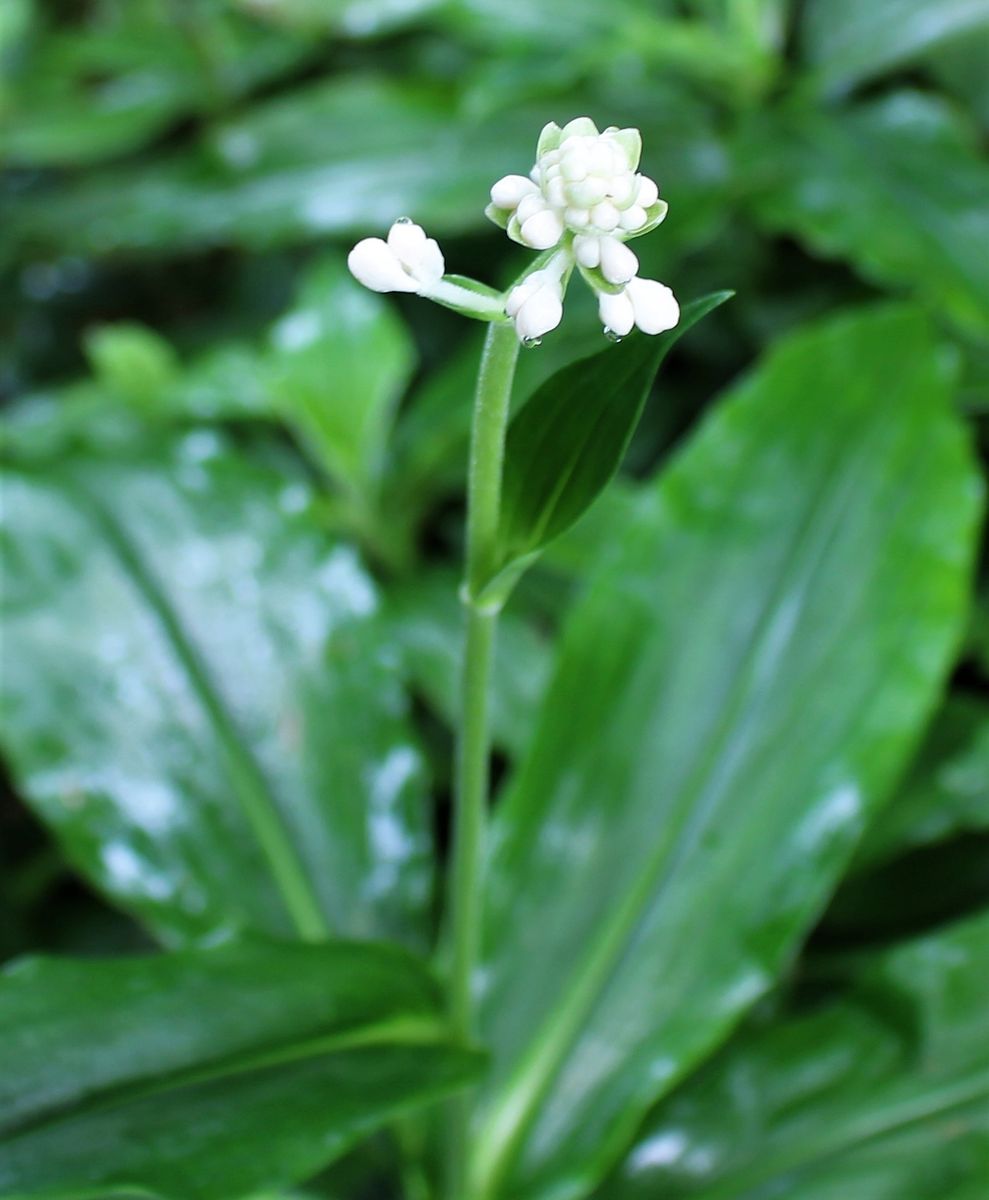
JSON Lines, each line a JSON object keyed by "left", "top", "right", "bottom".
{"left": 493, "top": 292, "right": 732, "bottom": 584}
{"left": 0, "top": 940, "right": 480, "bottom": 1200}
{"left": 469, "top": 306, "right": 982, "bottom": 1200}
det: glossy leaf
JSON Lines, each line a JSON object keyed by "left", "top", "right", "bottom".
{"left": 0, "top": 939, "right": 480, "bottom": 1199}
{"left": 493, "top": 292, "right": 732, "bottom": 586}
{"left": 743, "top": 93, "right": 989, "bottom": 336}
{"left": 0, "top": 433, "right": 433, "bottom": 948}
{"left": 800, "top": 0, "right": 989, "bottom": 92}
{"left": 469, "top": 306, "right": 982, "bottom": 1200}
{"left": 605, "top": 911, "right": 989, "bottom": 1200}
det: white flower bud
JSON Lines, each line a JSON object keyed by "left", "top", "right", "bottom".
{"left": 599, "top": 237, "right": 638, "bottom": 285}
{"left": 590, "top": 201, "right": 620, "bottom": 232}
{"left": 347, "top": 238, "right": 420, "bottom": 293}
{"left": 519, "top": 209, "right": 565, "bottom": 250}
{"left": 490, "top": 174, "right": 538, "bottom": 210}
{"left": 506, "top": 270, "right": 565, "bottom": 342}
{"left": 619, "top": 205, "right": 648, "bottom": 232}
{"left": 573, "top": 235, "right": 601, "bottom": 268}
{"left": 348, "top": 220, "right": 445, "bottom": 295}
{"left": 598, "top": 289, "right": 635, "bottom": 338}
{"left": 636, "top": 176, "right": 659, "bottom": 208}
{"left": 627, "top": 277, "right": 680, "bottom": 334}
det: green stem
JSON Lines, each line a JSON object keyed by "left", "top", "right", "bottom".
{"left": 444, "top": 321, "right": 520, "bottom": 1199}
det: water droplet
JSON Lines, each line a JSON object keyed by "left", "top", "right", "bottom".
{"left": 394, "top": 216, "right": 413, "bottom": 224}
{"left": 521, "top": 336, "right": 542, "bottom": 349}
{"left": 604, "top": 328, "right": 624, "bottom": 343}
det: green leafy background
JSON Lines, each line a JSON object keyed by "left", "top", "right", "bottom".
{"left": 1, "top": 2, "right": 987, "bottom": 1199}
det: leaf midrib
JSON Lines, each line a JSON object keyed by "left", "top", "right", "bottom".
{"left": 1, "top": 1014, "right": 447, "bottom": 1143}
{"left": 58, "top": 469, "right": 328, "bottom": 941}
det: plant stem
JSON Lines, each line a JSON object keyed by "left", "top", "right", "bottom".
{"left": 445, "top": 320, "right": 520, "bottom": 1198}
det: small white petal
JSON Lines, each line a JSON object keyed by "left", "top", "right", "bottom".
{"left": 608, "top": 174, "right": 639, "bottom": 209}
{"left": 588, "top": 143, "right": 614, "bottom": 175}
{"left": 517, "top": 192, "right": 548, "bottom": 224}
{"left": 566, "top": 176, "right": 608, "bottom": 208}
{"left": 387, "top": 220, "right": 427, "bottom": 260}
{"left": 564, "top": 206, "right": 591, "bottom": 228}
{"left": 347, "top": 238, "right": 418, "bottom": 293}
{"left": 561, "top": 147, "right": 589, "bottom": 182}
{"left": 598, "top": 289, "right": 635, "bottom": 338}
{"left": 636, "top": 176, "right": 659, "bottom": 208}
{"left": 416, "top": 237, "right": 445, "bottom": 284}
{"left": 619, "top": 205, "right": 648, "bottom": 231}
{"left": 599, "top": 237, "right": 639, "bottom": 285}
{"left": 520, "top": 209, "right": 564, "bottom": 249}
{"left": 591, "top": 201, "right": 620, "bottom": 232}
{"left": 546, "top": 176, "right": 567, "bottom": 208}
{"left": 490, "top": 174, "right": 538, "bottom": 210}
{"left": 628, "top": 277, "right": 680, "bottom": 334}
{"left": 385, "top": 220, "right": 445, "bottom": 284}
{"left": 574, "top": 235, "right": 601, "bottom": 268}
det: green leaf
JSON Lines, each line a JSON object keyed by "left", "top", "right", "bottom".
{"left": 742, "top": 92, "right": 989, "bottom": 336}
{"left": 800, "top": 0, "right": 989, "bottom": 93}
{"left": 854, "top": 694, "right": 989, "bottom": 870}
{"left": 0, "top": 939, "right": 480, "bottom": 1200}
{"left": 491, "top": 292, "right": 732, "bottom": 591}
{"left": 605, "top": 911, "right": 989, "bottom": 1200}
{"left": 0, "top": 433, "right": 433, "bottom": 949}
{"left": 0, "top": 0, "right": 310, "bottom": 167}
{"left": 468, "top": 306, "right": 983, "bottom": 1200}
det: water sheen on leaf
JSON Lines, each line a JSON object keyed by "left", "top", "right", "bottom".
{"left": 605, "top": 911, "right": 989, "bottom": 1200}
{"left": 0, "top": 433, "right": 433, "bottom": 949}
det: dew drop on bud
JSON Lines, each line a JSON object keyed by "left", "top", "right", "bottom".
{"left": 394, "top": 216, "right": 413, "bottom": 224}
{"left": 604, "top": 328, "right": 624, "bottom": 343}
{"left": 521, "top": 336, "right": 543, "bottom": 349}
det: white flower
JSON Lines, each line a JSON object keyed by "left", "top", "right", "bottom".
{"left": 347, "top": 219, "right": 444, "bottom": 294}
{"left": 598, "top": 278, "right": 680, "bottom": 338}
{"left": 488, "top": 117, "right": 678, "bottom": 342}
{"left": 487, "top": 117, "right": 668, "bottom": 250}
{"left": 347, "top": 118, "right": 679, "bottom": 344}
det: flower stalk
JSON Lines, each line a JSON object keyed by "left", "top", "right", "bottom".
{"left": 444, "top": 320, "right": 520, "bottom": 1199}
{"left": 346, "top": 114, "right": 680, "bottom": 1197}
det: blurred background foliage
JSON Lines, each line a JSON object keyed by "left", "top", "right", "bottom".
{"left": 0, "top": 0, "right": 987, "bottom": 1193}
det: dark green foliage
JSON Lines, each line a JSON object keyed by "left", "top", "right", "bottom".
{"left": 1, "top": 2, "right": 988, "bottom": 1199}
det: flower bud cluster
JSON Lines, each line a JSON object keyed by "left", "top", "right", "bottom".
{"left": 347, "top": 116, "right": 679, "bottom": 345}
